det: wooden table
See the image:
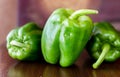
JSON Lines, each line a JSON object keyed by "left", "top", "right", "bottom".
{"left": 1, "top": 0, "right": 120, "bottom": 77}
{"left": 1, "top": 40, "right": 120, "bottom": 77}
{"left": 1, "top": 22, "right": 120, "bottom": 77}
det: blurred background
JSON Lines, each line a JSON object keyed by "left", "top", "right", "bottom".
{"left": 0, "top": 0, "right": 120, "bottom": 43}
{"left": 18, "top": 0, "right": 120, "bottom": 26}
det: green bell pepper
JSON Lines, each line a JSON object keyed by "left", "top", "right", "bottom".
{"left": 7, "top": 22, "right": 42, "bottom": 61}
{"left": 86, "top": 21, "right": 120, "bottom": 69}
{"left": 41, "top": 8, "right": 98, "bottom": 67}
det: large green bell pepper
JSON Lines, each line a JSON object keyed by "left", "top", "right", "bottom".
{"left": 7, "top": 22, "right": 42, "bottom": 61}
{"left": 86, "top": 21, "right": 120, "bottom": 69}
{"left": 41, "top": 8, "right": 98, "bottom": 67}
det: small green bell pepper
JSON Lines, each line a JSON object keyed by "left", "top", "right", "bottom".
{"left": 41, "top": 8, "right": 98, "bottom": 67}
{"left": 86, "top": 21, "right": 120, "bottom": 69}
{"left": 7, "top": 22, "right": 42, "bottom": 61}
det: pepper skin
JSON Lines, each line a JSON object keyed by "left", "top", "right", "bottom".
{"left": 86, "top": 21, "right": 120, "bottom": 69}
{"left": 7, "top": 22, "right": 42, "bottom": 61}
{"left": 41, "top": 8, "right": 98, "bottom": 67}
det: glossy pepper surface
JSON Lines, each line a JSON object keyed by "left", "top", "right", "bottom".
{"left": 7, "top": 22, "right": 42, "bottom": 61}
{"left": 41, "top": 8, "right": 98, "bottom": 67}
{"left": 86, "top": 21, "right": 120, "bottom": 69}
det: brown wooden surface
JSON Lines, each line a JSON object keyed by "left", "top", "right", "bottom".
{"left": 1, "top": 41, "right": 120, "bottom": 77}
{"left": 0, "top": 23, "right": 120, "bottom": 77}
{"left": 1, "top": 0, "right": 120, "bottom": 77}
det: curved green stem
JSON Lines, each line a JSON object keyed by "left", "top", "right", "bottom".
{"left": 10, "top": 40, "right": 25, "bottom": 48}
{"left": 93, "top": 43, "right": 110, "bottom": 69}
{"left": 69, "top": 9, "right": 98, "bottom": 19}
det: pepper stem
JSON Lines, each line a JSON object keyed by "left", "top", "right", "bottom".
{"left": 10, "top": 40, "right": 26, "bottom": 48}
{"left": 92, "top": 43, "right": 110, "bottom": 69}
{"left": 69, "top": 9, "right": 98, "bottom": 19}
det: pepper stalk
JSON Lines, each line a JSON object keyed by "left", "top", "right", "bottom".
{"left": 69, "top": 9, "right": 98, "bottom": 19}
{"left": 92, "top": 43, "right": 110, "bottom": 69}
